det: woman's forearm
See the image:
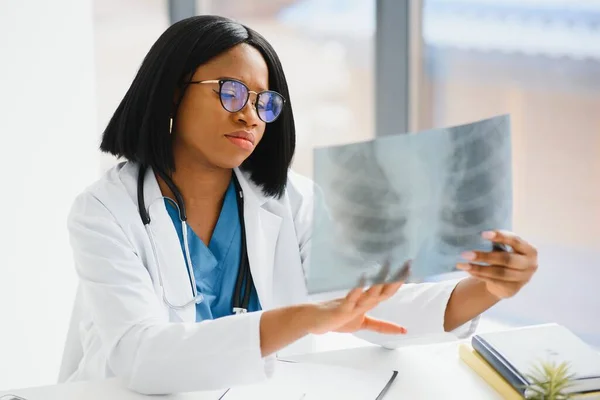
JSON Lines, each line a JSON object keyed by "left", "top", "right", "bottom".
{"left": 259, "top": 305, "right": 313, "bottom": 357}
{"left": 259, "top": 282, "right": 410, "bottom": 357}
{"left": 443, "top": 277, "right": 500, "bottom": 332}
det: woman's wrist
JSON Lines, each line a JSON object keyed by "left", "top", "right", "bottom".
{"left": 259, "top": 304, "right": 315, "bottom": 357}
{"left": 283, "top": 303, "right": 316, "bottom": 334}
{"left": 296, "top": 303, "right": 321, "bottom": 334}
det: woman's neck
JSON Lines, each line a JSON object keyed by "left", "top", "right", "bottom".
{"left": 173, "top": 164, "right": 232, "bottom": 203}
{"left": 158, "top": 151, "right": 232, "bottom": 207}
{"left": 157, "top": 152, "right": 233, "bottom": 245}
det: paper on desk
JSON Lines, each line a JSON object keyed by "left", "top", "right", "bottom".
{"left": 307, "top": 115, "right": 512, "bottom": 293}
{"left": 221, "top": 360, "right": 396, "bottom": 400}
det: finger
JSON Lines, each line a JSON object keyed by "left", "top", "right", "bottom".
{"left": 461, "top": 250, "right": 529, "bottom": 270}
{"left": 344, "top": 287, "right": 365, "bottom": 307}
{"left": 381, "top": 280, "right": 404, "bottom": 299}
{"left": 355, "top": 273, "right": 367, "bottom": 289}
{"left": 343, "top": 273, "right": 368, "bottom": 309}
{"left": 390, "top": 260, "right": 412, "bottom": 283}
{"left": 354, "top": 260, "right": 410, "bottom": 308}
{"left": 373, "top": 259, "right": 391, "bottom": 284}
{"left": 358, "top": 283, "right": 386, "bottom": 307}
{"left": 466, "top": 274, "right": 522, "bottom": 294}
{"left": 378, "top": 260, "right": 411, "bottom": 300}
{"left": 362, "top": 316, "right": 407, "bottom": 334}
{"left": 482, "top": 230, "right": 537, "bottom": 257}
{"left": 457, "top": 263, "right": 530, "bottom": 282}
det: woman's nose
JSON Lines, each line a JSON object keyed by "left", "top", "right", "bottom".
{"left": 236, "top": 94, "right": 261, "bottom": 126}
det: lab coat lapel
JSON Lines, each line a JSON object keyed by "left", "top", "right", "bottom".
{"left": 138, "top": 165, "right": 196, "bottom": 323}
{"left": 234, "top": 169, "right": 282, "bottom": 310}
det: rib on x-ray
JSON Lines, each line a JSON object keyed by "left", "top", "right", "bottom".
{"left": 327, "top": 142, "right": 407, "bottom": 258}
{"left": 306, "top": 115, "right": 512, "bottom": 294}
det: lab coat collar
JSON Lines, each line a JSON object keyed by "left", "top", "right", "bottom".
{"left": 121, "top": 162, "right": 281, "bottom": 320}
{"left": 134, "top": 163, "right": 197, "bottom": 322}
{"left": 233, "top": 167, "right": 270, "bottom": 206}
{"left": 233, "top": 168, "right": 281, "bottom": 310}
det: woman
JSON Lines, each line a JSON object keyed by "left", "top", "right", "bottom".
{"left": 59, "top": 15, "right": 538, "bottom": 395}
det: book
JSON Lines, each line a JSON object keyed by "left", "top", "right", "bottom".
{"left": 459, "top": 344, "right": 600, "bottom": 399}
{"left": 470, "top": 324, "right": 600, "bottom": 397}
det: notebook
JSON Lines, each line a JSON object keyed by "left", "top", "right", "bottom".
{"left": 220, "top": 360, "right": 398, "bottom": 400}
{"left": 471, "top": 324, "right": 600, "bottom": 397}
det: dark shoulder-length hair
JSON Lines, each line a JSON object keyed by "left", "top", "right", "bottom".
{"left": 100, "top": 15, "right": 295, "bottom": 198}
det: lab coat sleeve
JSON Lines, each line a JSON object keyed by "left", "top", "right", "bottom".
{"left": 67, "top": 193, "right": 272, "bottom": 395}
{"left": 287, "top": 170, "right": 320, "bottom": 277}
{"left": 352, "top": 279, "right": 480, "bottom": 348}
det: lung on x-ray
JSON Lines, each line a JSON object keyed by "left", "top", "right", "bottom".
{"left": 306, "top": 115, "right": 512, "bottom": 294}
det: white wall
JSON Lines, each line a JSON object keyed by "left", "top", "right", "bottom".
{"left": 93, "top": 0, "right": 168, "bottom": 173}
{"left": 0, "top": 0, "right": 98, "bottom": 390}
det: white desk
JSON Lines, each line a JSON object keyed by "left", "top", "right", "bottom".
{"left": 0, "top": 338, "right": 501, "bottom": 400}
{"left": 288, "top": 339, "right": 502, "bottom": 399}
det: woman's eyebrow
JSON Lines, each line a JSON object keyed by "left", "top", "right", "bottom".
{"left": 217, "top": 76, "right": 267, "bottom": 92}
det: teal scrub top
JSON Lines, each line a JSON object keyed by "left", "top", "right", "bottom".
{"left": 165, "top": 179, "right": 261, "bottom": 321}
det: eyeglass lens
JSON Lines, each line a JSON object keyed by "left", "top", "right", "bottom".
{"left": 219, "top": 80, "right": 284, "bottom": 123}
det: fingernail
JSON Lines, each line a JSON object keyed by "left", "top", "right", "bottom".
{"left": 400, "top": 327, "right": 407, "bottom": 334}
{"left": 457, "top": 263, "right": 471, "bottom": 271}
{"left": 461, "top": 251, "right": 476, "bottom": 261}
{"left": 482, "top": 231, "right": 496, "bottom": 240}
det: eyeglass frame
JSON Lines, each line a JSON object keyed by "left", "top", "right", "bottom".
{"left": 186, "top": 78, "right": 286, "bottom": 123}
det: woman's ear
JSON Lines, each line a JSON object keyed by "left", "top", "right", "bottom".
{"left": 171, "top": 71, "right": 194, "bottom": 126}
{"left": 172, "top": 86, "right": 181, "bottom": 114}
{"left": 172, "top": 73, "right": 192, "bottom": 117}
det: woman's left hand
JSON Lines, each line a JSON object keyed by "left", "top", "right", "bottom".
{"left": 457, "top": 230, "right": 538, "bottom": 300}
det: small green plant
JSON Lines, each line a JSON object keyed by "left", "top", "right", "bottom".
{"left": 524, "top": 360, "right": 576, "bottom": 400}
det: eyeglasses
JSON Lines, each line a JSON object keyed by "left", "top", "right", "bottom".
{"left": 188, "top": 78, "right": 286, "bottom": 123}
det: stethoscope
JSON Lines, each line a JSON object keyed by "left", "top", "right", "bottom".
{"left": 137, "top": 165, "right": 254, "bottom": 315}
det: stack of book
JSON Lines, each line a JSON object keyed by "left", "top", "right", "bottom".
{"left": 460, "top": 323, "right": 600, "bottom": 399}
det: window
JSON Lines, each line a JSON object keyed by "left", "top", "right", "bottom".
{"left": 419, "top": 0, "right": 600, "bottom": 347}
{"left": 95, "top": 0, "right": 376, "bottom": 179}
{"left": 203, "top": 0, "right": 376, "bottom": 178}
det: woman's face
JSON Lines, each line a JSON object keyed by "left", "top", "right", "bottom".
{"left": 172, "top": 43, "right": 269, "bottom": 170}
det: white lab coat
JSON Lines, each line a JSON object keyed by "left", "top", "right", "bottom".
{"left": 58, "top": 161, "right": 478, "bottom": 395}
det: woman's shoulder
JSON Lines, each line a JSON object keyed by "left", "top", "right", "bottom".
{"left": 236, "top": 167, "right": 317, "bottom": 207}
{"left": 68, "top": 161, "right": 139, "bottom": 223}
{"left": 283, "top": 170, "right": 327, "bottom": 231}
{"left": 285, "top": 169, "right": 316, "bottom": 203}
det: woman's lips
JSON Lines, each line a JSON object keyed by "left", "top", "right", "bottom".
{"left": 225, "top": 135, "right": 254, "bottom": 151}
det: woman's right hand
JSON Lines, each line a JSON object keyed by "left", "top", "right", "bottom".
{"left": 303, "top": 260, "right": 411, "bottom": 335}
{"left": 259, "top": 260, "right": 410, "bottom": 357}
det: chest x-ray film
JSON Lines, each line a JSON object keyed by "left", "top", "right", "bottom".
{"left": 306, "top": 115, "right": 512, "bottom": 294}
